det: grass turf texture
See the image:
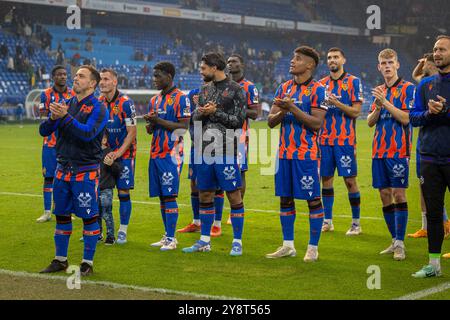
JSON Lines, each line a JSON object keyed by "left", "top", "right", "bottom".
{"left": 0, "top": 120, "right": 449, "bottom": 300}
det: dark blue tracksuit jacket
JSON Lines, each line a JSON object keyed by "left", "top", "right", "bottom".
{"left": 39, "top": 93, "right": 108, "bottom": 173}
{"left": 410, "top": 72, "right": 450, "bottom": 165}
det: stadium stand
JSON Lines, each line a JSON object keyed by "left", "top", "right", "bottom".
{"left": 0, "top": 1, "right": 444, "bottom": 116}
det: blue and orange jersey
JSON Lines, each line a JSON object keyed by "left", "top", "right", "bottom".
{"left": 99, "top": 91, "right": 137, "bottom": 159}
{"left": 148, "top": 87, "right": 191, "bottom": 160}
{"left": 40, "top": 86, "right": 75, "bottom": 148}
{"left": 187, "top": 87, "right": 201, "bottom": 141}
{"left": 370, "top": 78, "right": 415, "bottom": 159}
{"left": 238, "top": 78, "right": 259, "bottom": 146}
{"left": 274, "top": 78, "right": 327, "bottom": 160}
{"left": 319, "top": 72, "right": 363, "bottom": 146}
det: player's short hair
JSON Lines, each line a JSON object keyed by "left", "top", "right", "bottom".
{"left": 229, "top": 53, "right": 244, "bottom": 63}
{"left": 100, "top": 68, "right": 118, "bottom": 79}
{"left": 153, "top": 61, "right": 176, "bottom": 79}
{"left": 436, "top": 35, "right": 450, "bottom": 42}
{"left": 51, "top": 65, "right": 66, "bottom": 77}
{"left": 201, "top": 52, "right": 227, "bottom": 71}
{"left": 423, "top": 53, "right": 434, "bottom": 62}
{"left": 328, "top": 47, "right": 346, "bottom": 58}
{"left": 78, "top": 65, "right": 101, "bottom": 87}
{"left": 378, "top": 48, "right": 398, "bottom": 61}
{"left": 294, "top": 46, "right": 320, "bottom": 67}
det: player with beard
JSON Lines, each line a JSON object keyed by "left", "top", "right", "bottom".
{"left": 411, "top": 35, "right": 450, "bottom": 277}
{"left": 319, "top": 48, "right": 363, "bottom": 236}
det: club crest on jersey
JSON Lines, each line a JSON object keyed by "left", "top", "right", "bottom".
{"left": 162, "top": 172, "right": 174, "bottom": 186}
{"left": 300, "top": 176, "right": 314, "bottom": 190}
{"left": 303, "top": 88, "right": 312, "bottom": 97}
{"left": 393, "top": 164, "right": 406, "bottom": 178}
{"left": 167, "top": 96, "right": 174, "bottom": 105}
{"left": 340, "top": 156, "right": 352, "bottom": 168}
{"left": 393, "top": 88, "right": 401, "bottom": 99}
{"left": 222, "top": 89, "right": 229, "bottom": 98}
{"left": 78, "top": 193, "right": 92, "bottom": 208}
{"left": 223, "top": 166, "right": 236, "bottom": 180}
{"left": 113, "top": 104, "right": 120, "bottom": 115}
{"left": 341, "top": 82, "right": 348, "bottom": 91}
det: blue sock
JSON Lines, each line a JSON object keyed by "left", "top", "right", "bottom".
{"left": 383, "top": 204, "right": 396, "bottom": 239}
{"left": 199, "top": 202, "right": 215, "bottom": 238}
{"left": 308, "top": 200, "right": 324, "bottom": 246}
{"left": 214, "top": 190, "right": 225, "bottom": 222}
{"left": 54, "top": 221, "right": 72, "bottom": 258}
{"left": 191, "top": 192, "right": 200, "bottom": 221}
{"left": 160, "top": 201, "right": 166, "bottom": 233}
{"left": 395, "top": 202, "right": 408, "bottom": 241}
{"left": 322, "top": 188, "right": 334, "bottom": 220}
{"left": 280, "top": 204, "right": 296, "bottom": 241}
{"left": 349, "top": 192, "right": 361, "bottom": 221}
{"left": 230, "top": 203, "right": 245, "bottom": 240}
{"left": 43, "top": 179, "right": 53, "bottom": 211}
{"left": 83, "top": 220, "right": 100, "bottom": 262}
{"left": 164, "top": 199, "right": 179, "bottom": 238}
{"left": 119, "top": 194, "right": 132, "bottom": 226}
{"left": 444, "top": 207, "right": 448, "bottom": 222}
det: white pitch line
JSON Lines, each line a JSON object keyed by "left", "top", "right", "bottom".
{"left": 0, "top": 191, "right": 421, "bottom": 222}
{"left": 394, "top": 281, "right": 450, "bottom": 300}
{"left": 0, "top": 269, "right": 242, "bottom": 300}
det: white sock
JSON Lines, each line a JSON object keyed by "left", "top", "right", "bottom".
{"left": 308, "top": 244, "right": 318, "bottom": 251}
{"left": 200, "top": 235, "right": 210, "bottom": 243}
{"left": 193, "top": 219, "right": 200, "bottom": 226}
{"left": 352, "top": 219, "right": 360, "bottom": 226}
{"left": 82, "top": 259, "right": 93, "bottom": 266}
{"left": 119, "top": 224, "right": 128, "bottom": 234}
{"left": 55, "top": 256, "right": 67, "bottom": 262}
{"left": 421, "top": 212, "right": 427, "bottom": 230}
{"left": 233, "top": 239, "right": 242, "bottom": 245}
{"left": 324, "top": 219, "right": 332, "bottom": 225}
{"left": 213, "top": 220, "right": 221, "bottom": 227}
{"left": 283, "top": 240, "right": 295, "bottom": 249}
{"left": 45, "top": 210, "right": 51, "bottom": 215}
{"left": 429, "top": 257, "right": 441, "bottom": 270}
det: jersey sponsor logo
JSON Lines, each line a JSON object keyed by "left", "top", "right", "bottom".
{"left": 162, "top": 172, "right": 174, "bottom": 186}
{"left": 300, "top": 176, "right": 314, "bottom": 190}
{"left": 223, "top": 166, "right": 236, "bottom": 181}
{"left": 78, "top": 192, "right": 92, "bottom": 208}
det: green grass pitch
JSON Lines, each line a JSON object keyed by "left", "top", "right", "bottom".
{"left": 0, "top": 120, "right": 448, "bottom": 300}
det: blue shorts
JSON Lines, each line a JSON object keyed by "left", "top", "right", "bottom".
{"left": 42, "top": 146, "right": 57, "bottom": 178}
{"left": 53, "top": 177, "right": 99, "bottom": 219}
{"left": 116, "top": 158, "right": 135, "bottom": 190}
{"left": 275, "top": 158, "right": 321, "bottom": 200}
{"left": 195, "top": 155, "right": 242, "bottom": 192}
{"left": 320, "top": 145, "right": 357, "bottom": 177}
{"left": 372, "top": 158, "right": 409, "bottom": 189}
{"left": 149, "top": 157, "right": 182, "bottom": 197}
